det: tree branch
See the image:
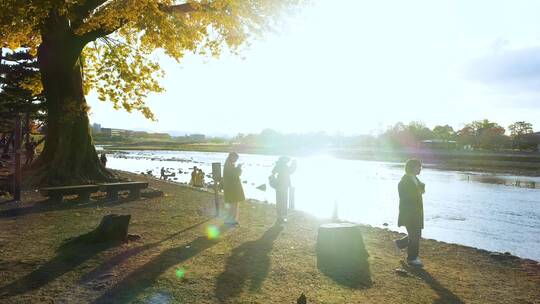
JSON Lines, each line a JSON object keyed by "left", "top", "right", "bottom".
{"left": 71, "top": 0, "right": 110, "bottom": 27}
{"left": 76, "top": 2, "right": 214, "bottom": 45}
{"left": 78, "top": 25, "right": 121, "bottom": 45}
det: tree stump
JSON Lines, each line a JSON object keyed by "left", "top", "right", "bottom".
{"left": 316, "top": 223, "right": 372, "bottom": 287}
{"left": 87, "top": 214, "right": 131, "bottom": 243}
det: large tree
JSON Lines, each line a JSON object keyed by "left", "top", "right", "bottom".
{"left": 380, "top": 121, "right": 433, "bottom": 148}
{"left": 432, "top": 124, "right": 455, "bottom": 141}
{"left": 406, "top": 121, "right": 433, "bottom": 141}
{"left": 0, "top": 0, "right": 298, "bottom": 185}
{"left": 460, "top": 119, "right": 508, "bottom": 150}
{"left": 508, "top": 121, "right": 533, "bottom": 138}
{"left": 508, "top": 121, "right": 534, "bottom": 150}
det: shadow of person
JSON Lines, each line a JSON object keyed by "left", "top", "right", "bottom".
{"left": 0, "top": 230, "right": 117, "bottom": 298}
{"left": 400, "top": 261, "right": 464, "bottom": 304}
{"left": 215, "top": 223, "right": 283, "bottom": 302}
{"left": 92, "top": 224, "right": 230, "bottom": 304}
{"left": 79, "top": 218, "right": 212, "bottom": 283}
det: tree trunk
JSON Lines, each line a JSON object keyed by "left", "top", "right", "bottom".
{"left": 90, "top": 214, "right": 131, "bottom": 243}
{"left": 31, "top": 13, "right": 115, "bottom": 186}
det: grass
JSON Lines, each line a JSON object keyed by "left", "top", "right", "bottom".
{"left": 0, "top": 172, "right": 538, "bottom": 303}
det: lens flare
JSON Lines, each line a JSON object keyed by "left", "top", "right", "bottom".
{"left": 207, "top": 225, "right": 220, "bottom": 240}
{"left": 175, "top": 267, "right": 185, "bottom": 279}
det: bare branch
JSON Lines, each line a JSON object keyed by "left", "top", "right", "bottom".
{"left": 78, "top": 24, "right": 122, "bottom": 45}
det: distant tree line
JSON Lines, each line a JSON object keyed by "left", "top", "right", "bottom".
{"left": 232, "top": 120, "right": 537, "bottom": 152}
{"left": 232, "top": 129, "right": 374, "bottom": 149}
{"left": 380, "top": 119, "right": 536, "bottom": 151}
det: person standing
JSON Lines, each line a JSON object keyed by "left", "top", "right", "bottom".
{"left": 160, "top": 167, "right": 166, "bottom": 180}
{"left": 271, "top": 156, "right": 297, "bottom": 223}
{"left": 394, "top": 159, "right": 425, "bottom": 267}
{"left": 197, "top": 168, "right": 206, "bottom": 187}
{"left": 190, "top": 166, "right": 199, "bottom": 186}
{"left": 222, "top": 152, "right": 245, "bottom": 225}
{"left": 100, "top": 153, "right": 107, "bottom": 167}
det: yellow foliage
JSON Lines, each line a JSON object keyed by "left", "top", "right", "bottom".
{"left": 0, "top": 0, "right": 302, "bottom": 119}
{"left": 19, "top": 73, "right": 44, "bottom": 96}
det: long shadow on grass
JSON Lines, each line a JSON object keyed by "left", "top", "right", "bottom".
{"left": 92, "top": 224, "right": 230, "bottom": 304}
{"left": 317, "top": 230, "right": 372, "bottom": 289}
{"left": 79, "top": 218, "right": 212, "bottom": 283}
{"left": 0, "top": 229, "right": 117, "bottom": 298}
{"left": 0, "top": 197, "right": 132, "bottom": 219}
{"left": 0, "top": 218, "right": 210, "bottom": 299}
{"left": 401, "top": 262, "right": 464, "bottom": 304}
{"left": 215, "top": 223, "right": 283, "bottom": 302}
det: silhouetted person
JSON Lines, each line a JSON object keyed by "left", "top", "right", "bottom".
{"left": 160, "top": 167, "right": 166, "bottom": 180}
{"left": 394, "top": 159, "right": 425, "bottom": 267}
{"left": 271, "top": 156, "right": 297, "bottom": 223}
{"left": 222, "top": 152, "right": 245, "bottom": 225}
{"left": 100, "top": 153, "right": 107, "bottom": 167}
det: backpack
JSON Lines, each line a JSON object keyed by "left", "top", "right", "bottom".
{"left": 268, "top": 174, "right": 278, "bottom": 189}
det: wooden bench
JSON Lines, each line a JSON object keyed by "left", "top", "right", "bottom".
{"left": 40, "top": 184, "right": 100, "bottom": 202}
{"left": 99, "top": 182, "right": 148, "bottom": 201}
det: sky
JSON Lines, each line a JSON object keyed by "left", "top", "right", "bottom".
{"left": 88, "top": 0, "right": 540, "bottom": 136}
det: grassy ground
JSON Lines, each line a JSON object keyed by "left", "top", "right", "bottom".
{"left": 0, "top": 172, "right": 539, "bottom": 303}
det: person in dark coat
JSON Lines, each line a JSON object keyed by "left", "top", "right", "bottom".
{"left": 271, "top": 156, "right": 297, "bottom": 223}
{"left": 222, "top": 152, "right": 245, "bottom": 225}
{"left": 160, "top": 167, "right": 166, "bottom": 180}
{"left": 394, "top": 159, "right": 425, "bottom": 267}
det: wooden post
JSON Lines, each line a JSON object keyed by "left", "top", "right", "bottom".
{"left": 212, "top": 162, "right": 222, "bottom": 216}
{"left": 213, "top": 182, "right": 219, "bottom": 216}
{"left": 14, "top": 113, "right": 21, "bottom": 202}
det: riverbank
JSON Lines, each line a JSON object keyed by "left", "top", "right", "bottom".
{"left": 100, "top": 142, "right": 540, "bottom": 176}
{"left": 1, "top": 172, "right": 538, "bottom": 303}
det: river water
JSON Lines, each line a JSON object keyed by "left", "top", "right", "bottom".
{"left": 103, "top": 149, "right": 540, "bottom": 261}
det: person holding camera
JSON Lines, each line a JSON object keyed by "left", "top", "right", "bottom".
{"left": 270, "top": 156, "right": 297, "bottom": 223}
{"left": 222, "top": 152, "right": 245, "bottom": 225}
{"left": 394, "top": 158, "right": 426, "bottom": 267}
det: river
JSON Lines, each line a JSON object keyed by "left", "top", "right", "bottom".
{"left": 102, "top": 149, "right": 540, "bottom": 261}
